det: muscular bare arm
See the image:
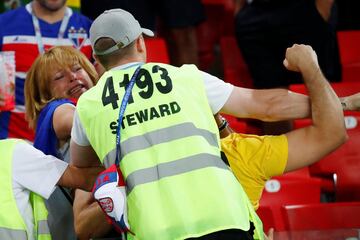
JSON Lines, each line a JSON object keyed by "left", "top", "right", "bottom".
{"left": 221, "top": 87, "right": 311, "bottom": 122}
{"left": 283, "top": 44, "right": 347, "bottom": 172}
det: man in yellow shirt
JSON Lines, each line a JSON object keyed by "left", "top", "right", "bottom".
{"left": 217, "top": 73, "right": 352, "bottom": 210}
{"left": 220, "top": 133, "right": 287, "bottom": 209}
{"left": 217, "top": 88, "right": 360, "bottom": 210}
{"left": 220, "top": 129, "right": 287, "bottom": 210}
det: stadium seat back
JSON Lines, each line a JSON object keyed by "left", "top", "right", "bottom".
{"left": 256, "top": 205, "right": 276, "bottom": 233}
{"left": 282, "top": 202, "right": 360, "bottom": 230}
{"left": 336, "top": 165, "right": 360, "bottom": 201}
{"left": 337, "top": 30, "right": 360, "bottom": 65}
{"left": 337, "top": 30, "right": 360, "bottom": 82}
{"left": 145, "top": 38, "right": 170, "bottom": 64}
{"left": 259, "top": 177, "right": 321, "bottom": 230}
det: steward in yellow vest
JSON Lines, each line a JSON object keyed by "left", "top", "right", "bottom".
{"left": 72, "top": 8, "right": 265, "bottom": 240}
{"left": 71, "top": 6, "right": 348, "bottom": 240}
{"left": 0, "top": 139, "right": 51, "bottom": 240}
{"left": 0, "top": 139, "right": 103, "bottom": 240}
{"left": 77, "top": 63, "right": 264, "bottom": 239}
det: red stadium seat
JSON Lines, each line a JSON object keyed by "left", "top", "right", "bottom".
{"left": 281, "top": 167, "right": 311, "bottom": 179}
{"left": 197, "top": 0, "right": 233, "bottom": 70}
{"left": 256, "top": 205, "right": 276, "bottom": 233}
{"left": 337, "top": 30, "right": 360, "bottom": 82}
{"left": 336, "top": 165, "right": 360, "bottom": 202}
{"left": 145, "top": 37, "right": 170, "bottom": 64}
{"left": 342, "top": 62, "right": 360, "bottom": 82}
{"left": 290, "top": 82, "right": 360, "bottom": 201}
{"left": 220, "top": 36, "right": 253, "bottom": 88}
{"left": 282, "top": 202, "right": 360, "bottom": 230}
{"left": 259, "top": 177, "right": 321, "bottom": 231}
{"left": 337, "top": 31, "right": 360, "bottom": 65}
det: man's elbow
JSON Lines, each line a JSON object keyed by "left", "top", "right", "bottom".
{"left": 327, "top": 123, "right": 348, "bottom": 150}
{"left": 337, "top": 128, "right": 348, "bottom": 146}
{"left": 337, "top": 115, "right": 349, "bottom": 144}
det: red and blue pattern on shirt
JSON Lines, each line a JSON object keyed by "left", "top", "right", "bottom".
{"left": 0, "top": 5, "right": 92, "bottom": 140}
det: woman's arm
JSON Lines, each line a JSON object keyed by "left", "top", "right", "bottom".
{"left": 53, "top": 103, "right": 75, "bottom": 141}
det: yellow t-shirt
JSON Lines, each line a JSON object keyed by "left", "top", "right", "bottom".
{"left": 220, "top": 133, "right": 288, "bottom": 210}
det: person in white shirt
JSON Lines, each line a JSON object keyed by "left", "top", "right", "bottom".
{"left": 0, "top": 138, "right": 103, "bottom": 240}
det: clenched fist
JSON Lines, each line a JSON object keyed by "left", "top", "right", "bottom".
{"left": 283, "top": 44, "right": 319, "bottom": 73}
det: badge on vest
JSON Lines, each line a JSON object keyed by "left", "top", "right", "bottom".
{"left": 68, "top": 27, "right": 87, "bottom": 50}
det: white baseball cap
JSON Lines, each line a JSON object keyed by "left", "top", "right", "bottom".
{"left": 90, "top": 9, "right": 154, "bottom": 56}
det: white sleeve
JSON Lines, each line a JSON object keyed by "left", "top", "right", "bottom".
{"left": 71, "top": 109, "right": 91, "bottom": 146}
{"left": 12, "top": 143, "right": 68, "bottom": 199}
{"left": 201, "top": 71, "right": 234, "bottom": 114}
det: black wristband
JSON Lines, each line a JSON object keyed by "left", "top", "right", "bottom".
{"left": 341, "top": 101, "right": 347, "bottom": 110}
{"left": 218, "top": 118, "right": 229, "bottom": 132}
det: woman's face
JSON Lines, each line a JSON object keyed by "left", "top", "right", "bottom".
{"left": 50, "top": 63, "right": 94, "bottom": 99}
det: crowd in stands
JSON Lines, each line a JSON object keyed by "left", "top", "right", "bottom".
{"left": 1, "top": 1, "right": 360, "bottom": 239}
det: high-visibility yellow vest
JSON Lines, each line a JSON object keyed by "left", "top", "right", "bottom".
{"left": 0, "top": 139, "right": 51, "bottom": 240}
{"left": 77, "top": 63, "right": 264, "bottom": 239}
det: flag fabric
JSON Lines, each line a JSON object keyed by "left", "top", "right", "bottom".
{"left": 93, "top": 164, "right": 132, "bottom": 234}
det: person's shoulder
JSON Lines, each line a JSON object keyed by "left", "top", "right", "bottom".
{"left": 52, "top": 98, "right": 75, "bottom": 106}
{"left": 178, "top": 63, "right": 199, "bottom": 70}
{"left": 0, "top": 6, "right": 27, "bottom": 20}
{"left": 44, "top": 99, "right": 74, "bottom": 111}
{"left": 70, "top": 10, "right": 93, "bottom": 26}
{"left": 0, "top": 6, "right": 30, "bottom": 36}
{"left": 72, "top": 11, "right": 92, "bottom": 22}
{"left": 149, "top": 62, "right": 200, "bottom": 73}
{"left": 13, "top": 139, "right": 38, "bottom": 156}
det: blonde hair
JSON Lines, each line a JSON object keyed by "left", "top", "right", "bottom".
{"left": 25, "top": 46, "right": 98, "bottom": 129}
